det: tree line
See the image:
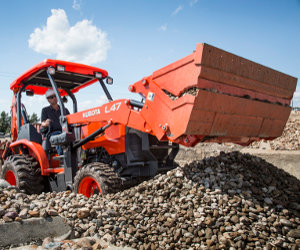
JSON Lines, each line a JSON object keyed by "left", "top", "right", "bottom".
{"left": 0, "top": 111, "right": 39, "bottom": 135}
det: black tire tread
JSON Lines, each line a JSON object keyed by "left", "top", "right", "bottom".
{"left": 1, "top": 154, "right": 44, "bottom": 194}
{"left": 74, "top": 162, "right": 122, "bottom": 195}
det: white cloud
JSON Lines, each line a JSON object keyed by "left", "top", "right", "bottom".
{"left": 78, "top": 95, "right": 107, "bottom": 111}
{"left": 28, "top": 9, "right": 110, "bottom": 65}
{"left": 190, "top": 0, "right": 198, "bottom": 6}
{"left": 72, "top": 0, "right": 81, "bottom": 10}
{"left": 172, "top": 5, "right": 183, "bottom": 16}
{"left": 158, "top": 24, "right": 167, "bottom": 31}
{"left": 22, "top": 96, "right": 48, "bottom": 117}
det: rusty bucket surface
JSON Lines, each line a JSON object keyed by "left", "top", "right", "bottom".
{"left": 135, "top": 43, "right": 297, "bottom": 146}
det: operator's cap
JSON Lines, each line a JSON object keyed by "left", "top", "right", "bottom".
{"left": 45, "top": 89, "right": 55, "bottom": 98}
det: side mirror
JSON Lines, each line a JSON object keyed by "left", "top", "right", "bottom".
{"left": 106, "top": 76, "right": 113, "bottom": 85}
{"left": 25, "top": 90, "right": 34, "bottom": 96}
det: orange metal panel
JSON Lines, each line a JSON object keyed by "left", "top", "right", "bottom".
{"left": 186, "top": 110, "right": 215, "bottom": 135}
{"left": 194, "top": 43, "right": 297, "bottom": 92}
{"left": 142, "top": 43, "right": 297, "bottom": 105}
{"left": 44, "top": 168, "right": 64, "bottom": 174}
{"left": 152, "top": 54, "right": 201, "bottom": 96}
{"left": 259, "top": 119, "right": 287, "bottom": 138}
{"left": 67, "top": 99, "right": 130, "bottom": 125}
{"left": 210, "top": 114, "right": 262, "bottom": 137}
{"left": 198, "top": 66, "right": 293, "bottom": 99}
{"left": 81, "top": 123, "right": 126, "bottom": 154}
{"left": 127, "top": 110, "right": 152, "bottom": 134}
{"left": 130, "top": 76, "right": 292, "bottom": 145}
{"left": 183, "top": 90, "right": 291, "bottom": 139}
{"left": 9, "top": 139, "right": 50, "bottom": 176}
{"left": 196, "top": 79, "right": 291, "bottom": 106}
{"left": 192, "top": 90, "right": 291, "bottom": 121}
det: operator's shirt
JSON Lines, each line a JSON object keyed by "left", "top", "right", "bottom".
{"left": 41, "top": 105, "right": 70, "bottom": 133}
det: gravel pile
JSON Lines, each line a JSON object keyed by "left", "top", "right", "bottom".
{"left": 250, "top": 111, "right": 300, "bottom": 150}
{"left": 1, "top": 151, "right": 300, "bottom": 249}
{"left": 163, "top": 87, "right": 199, "bottom": 100}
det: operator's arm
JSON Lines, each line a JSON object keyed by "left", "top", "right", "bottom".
{"left": 41, "top": 107, "right": 50, "bottom": 128}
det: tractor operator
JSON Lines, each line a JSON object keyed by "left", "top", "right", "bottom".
{"left": 41, "top": 89, "right": 70, "bottom": 155}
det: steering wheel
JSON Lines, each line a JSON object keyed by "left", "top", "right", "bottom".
{"left": 40, "top": 123, "right": 51, "bottom": 139}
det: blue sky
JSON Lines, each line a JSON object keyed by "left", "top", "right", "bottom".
{"left": 0, "top": 0, "right": 299, "bottom": 117}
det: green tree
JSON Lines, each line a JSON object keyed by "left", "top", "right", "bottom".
{"left": 29, "top": 112, "right": 40, "bottom": 123}
{"left": 0, "top": 111, "right": 11, "bottom": 134}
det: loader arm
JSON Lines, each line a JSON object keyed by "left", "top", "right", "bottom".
{"left": 66, "top": 99, "right": 154, "bottom": 138}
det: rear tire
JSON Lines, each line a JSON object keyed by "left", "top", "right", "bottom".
{"left": 1, "top": 154, "right": 44, "bottom": 194}
{"left": 74, "top": 162, "right": 121, "bottom": 197}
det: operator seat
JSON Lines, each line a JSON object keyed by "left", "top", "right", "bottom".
{"left": 17, "top": 124, "right": 42, "bottom": 144}
{"left": 16, "top": 104, "right": 42, "bottom": 144}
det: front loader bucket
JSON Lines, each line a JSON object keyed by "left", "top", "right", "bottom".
{"left": 131, "top": 43, "right": 297, "bottom": 146}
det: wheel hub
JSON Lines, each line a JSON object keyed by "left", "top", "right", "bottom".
{"left": 5, "top": 170, "right": 17, "bottom": 186}
{"left": 78, "top": 176, "right": 102, "bottom": 197}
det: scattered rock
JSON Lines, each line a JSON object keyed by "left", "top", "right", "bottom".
{"left": 77, "top": 208, "right": 90, "bottom": 219}
{"left": 280, "top": 218, "right": 293, "bottom": 227}
{"left": 47, "top": 209, "right": 58, "bottom": 216}
{"left": 28, "top": 211, "right": 40, "bottom": 217}
{"left": 4, "top": 211, "right": 18, "bottom": 219}
{"left": 288, "top": 229, "right": 300, "bottom": 239}
{"left": 0, "top": 179, "right": 10, "bottom": 188}
{"left": 0, "top": 151, "right": 299, "bottom": 249}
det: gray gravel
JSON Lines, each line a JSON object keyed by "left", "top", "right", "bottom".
{"left": 1, "top": 151, "right": 300, "bottom": 249}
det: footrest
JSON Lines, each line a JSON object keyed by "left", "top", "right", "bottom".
{"left": 52, "top": 155, "right": 64, "bottom": 161}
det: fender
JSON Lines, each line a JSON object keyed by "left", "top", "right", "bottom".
{"left": 9, "top": 139, "right": 50, "bottom": 176}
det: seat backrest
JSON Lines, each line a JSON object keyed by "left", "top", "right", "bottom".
{"left": 17, "top": 124, "right": 42, "bottom": 144}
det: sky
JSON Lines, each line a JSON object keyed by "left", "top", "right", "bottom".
{"left": 0, "top": 0, "right": 299, "bottom": 118}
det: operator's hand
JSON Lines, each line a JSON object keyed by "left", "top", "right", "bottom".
{"left": 41, "top": 119, "right": 51, "bottom": 128}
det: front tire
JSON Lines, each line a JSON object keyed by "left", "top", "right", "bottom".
{"left": 1, "top": 154, "right": 44, "bottom": 194}
{"left": 74, "top": 162, "right": 121, "bottom": 197}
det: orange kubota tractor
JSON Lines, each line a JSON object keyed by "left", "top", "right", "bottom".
{"left": 0, "top": 43, "right": 297, "bottom": 197}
